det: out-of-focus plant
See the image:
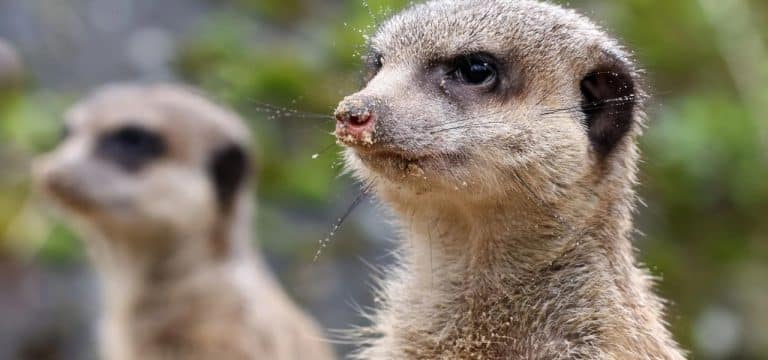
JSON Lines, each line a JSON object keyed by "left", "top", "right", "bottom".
{"left": 0, "top": 91, "right": 78, "bottom": 263}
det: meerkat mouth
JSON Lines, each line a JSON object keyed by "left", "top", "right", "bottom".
{"left": 354, "top": 146, "right": 440, "bottom": 162}
{"left": 359, "top": 148, "right": 422, "bottom": 161}
{"left": 41, "top": 176, "right": 94, "bottom": 213}
{"left": 352, "top": 146, "right": 468, "bottom": 175}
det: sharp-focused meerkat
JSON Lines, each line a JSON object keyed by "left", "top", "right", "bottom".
{"left": 33, "top": 84, "right": 336, "bottom": 360}
{"left": 334, "top": 1, "right": 685, "bottom": 359}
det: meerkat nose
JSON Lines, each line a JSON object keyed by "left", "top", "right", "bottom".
{"left": 337, "top": 110, "right": 373, "bottom": 128}
{"left": 334, "top": 96, "right": 378, "bottom": 145}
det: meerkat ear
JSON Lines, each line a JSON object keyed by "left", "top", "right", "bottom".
{"left": 208, "top": 144, "right": 249, "bottom": 211}
{"left": 580, "top": 61, "right": 637, "bottom": 155}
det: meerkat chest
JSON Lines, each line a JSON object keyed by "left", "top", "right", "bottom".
{"left": 382, "top": 277, "right": 612, "bottom": 360}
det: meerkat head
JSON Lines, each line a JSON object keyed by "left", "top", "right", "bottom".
{"left": 335, "top": 0, "right": 643, "bottom": 205}
{"left": 33, "top": 84, "right": 252, "bottom": 249}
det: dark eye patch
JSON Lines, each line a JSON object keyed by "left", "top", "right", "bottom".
{"left": 208, "top": 144, "right": 249, "bottom": 212}
{"left": 59, "top": 124, "right": 71, "bottom": 142}
{"left": 96, "top": 125, "right": 166, "bottom": 172}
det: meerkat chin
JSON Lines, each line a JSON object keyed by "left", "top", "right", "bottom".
{"left": 33, "top": 84, "right": 335, "bottom": 360}
{"left": 335, "top": 0, "right": 685, "bottom": 359}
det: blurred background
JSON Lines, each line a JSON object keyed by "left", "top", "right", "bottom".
{"left": 0, "top": 0, "right": 765, "bottom": 359}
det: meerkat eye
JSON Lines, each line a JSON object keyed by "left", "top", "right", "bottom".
{"left": 97, "top": 125, "right": 166, "bottom": 171}
{"left": 363, "top": 51, "right": 384, "bottom": 84}
{"left": 367, "top": 52, "right": 384, "bottom": 70}
{"left": 454, "top": 54, "right": 497, "bottom": 86}
{"left": 59, "top": 124, "right": 71, "bottom": 142}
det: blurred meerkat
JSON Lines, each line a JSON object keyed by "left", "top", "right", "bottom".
{"left": 0, "top": 39, "right": 24, "bottom": 91}
{"left": 334, "top": 0, "right": 684, "bottom": 359}
{"left": 33, "top": 84, "right": 336, "bottom": 360}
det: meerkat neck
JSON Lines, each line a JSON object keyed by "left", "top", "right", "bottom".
{"left": 390, "top": 190, "right": 634, "bottom": 285}
{"left": 362, "top": 188, "right": 678, "bottom": 358}
{"left": 87, "top": 230, "right": 239, "bottom": 295}
{"left": 86, "top": 198, "right": 261, "bottom": 360}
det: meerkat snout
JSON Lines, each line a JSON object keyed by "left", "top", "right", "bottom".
{"left": 335, "top": 95, "right": 382, "bottom": 146}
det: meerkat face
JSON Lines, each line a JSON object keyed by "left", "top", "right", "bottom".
{"left": 335, "top": 0, "right": 642, "bottom": 201}
{"left": 33, "top": 85, "right": 251, "bottom": 243}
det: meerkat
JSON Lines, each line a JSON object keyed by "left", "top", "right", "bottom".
{"left": 0, "top": 39, "right": 23, "bottom": 90}
{"left": 334, "top": 0, "right": 685, "bottom": 359}
{"left": 33, "top": 84, "right": 336, "bottom": 360}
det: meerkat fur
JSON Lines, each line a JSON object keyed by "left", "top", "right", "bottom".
{"left": 334, "top": 0, "right": 685, "bottom": 359}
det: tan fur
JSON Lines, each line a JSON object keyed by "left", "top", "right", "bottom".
{"left": 335, "top": 1, "right": 685, "bottom": 359}
{"left": 33, "top": 84, "right": 335, "bottom": 360}
{"left": 0, "top": 38, "right": 23, "bottom": 90}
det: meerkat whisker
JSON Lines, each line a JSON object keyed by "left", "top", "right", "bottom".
{"left": 429, "top": 122, "right": 509, "bottom": 135}
{"left": 249, "top": 99, "right": 335, "bottom": 120}
{"left": 539, "top": 94, "right": 646, "bottom": 117}
{"left": 425, "top": 109, "right": 512, "bottom": 130}
{"left": 252, "top": 106, "right": 333, "bottom": 120}
{"left": 431, "top": 95, "right": 645, "bottom": 134}
{"left": 311, "top": 141, "right": 341, "bottom": 160}
{"left": 313, "top": 184, "right": 371, "bottom": 262}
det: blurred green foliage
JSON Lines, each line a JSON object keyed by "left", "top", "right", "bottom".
{"left": 0, "top": 0, "right": 766, "bottom": 358}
